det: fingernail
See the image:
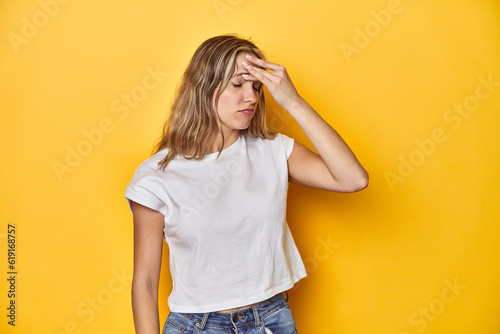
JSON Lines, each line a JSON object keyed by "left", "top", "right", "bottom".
{"left": 242, "top": 61, "right": 248, "bottom": 66}
{"left": 246, "top": 55, "right": 253, "bottom": 59}
{"left": 242, "top": 73, "right": 249, "bottom": 78}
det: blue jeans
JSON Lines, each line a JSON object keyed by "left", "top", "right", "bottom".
{"left": 162, "top": 292, "right": 298, "bottom": 334}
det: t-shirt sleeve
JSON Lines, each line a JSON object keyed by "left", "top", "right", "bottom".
{"left": 279, "top": 133, "right": 295, "bottom": 159}
{"left": 124, "top": 160, "right": 169, "bottom": 217}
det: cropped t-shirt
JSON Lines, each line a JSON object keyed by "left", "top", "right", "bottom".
{"left": 124, "top": 132, "right": 307, "bottom": 313}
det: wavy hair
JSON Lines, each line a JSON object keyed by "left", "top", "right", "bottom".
{"left": 154, "top": 34, "right": 275, "bottom": 170}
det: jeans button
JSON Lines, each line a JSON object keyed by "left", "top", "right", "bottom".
{"left": 232, "top": 314, "right": 238, "bottom": 323}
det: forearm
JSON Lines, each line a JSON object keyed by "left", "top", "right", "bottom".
{"left": 241, "top": 55, "right": 368, "bottom": 191}
{"left": 132, "top": 280, "right": 160, "bottom": 334}
{"left": 287, "top": 97, "right": 368, "bottom": 189}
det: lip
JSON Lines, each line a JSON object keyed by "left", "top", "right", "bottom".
{"left": 239, "top": 108, "right": 254, "bottom": 116}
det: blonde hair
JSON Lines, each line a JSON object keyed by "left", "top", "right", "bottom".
{"left": 154, "top": 34, "right": 275, "bottom": 170}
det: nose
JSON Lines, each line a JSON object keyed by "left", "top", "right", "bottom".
{"left": 244, "top": 84, "right": 258, "bottom": 104}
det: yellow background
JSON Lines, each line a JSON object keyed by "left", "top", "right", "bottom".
{"left": 1, "top": 0, "right": 499, "bottom": 333}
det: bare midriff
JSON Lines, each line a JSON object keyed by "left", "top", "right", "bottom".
{"left": 218, "top": 301, "right": 260, "bottom": 313}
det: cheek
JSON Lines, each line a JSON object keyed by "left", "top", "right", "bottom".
{"left": 218, "top": 90, "right": 238, "bottom": 110}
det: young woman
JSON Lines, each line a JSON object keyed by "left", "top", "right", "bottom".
{"left": 125, "top": 34, "right": 368, "bottom": 334}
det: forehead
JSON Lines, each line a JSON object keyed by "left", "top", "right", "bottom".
{"left": 231, "top": 52, "right": 252, "bottom": 76}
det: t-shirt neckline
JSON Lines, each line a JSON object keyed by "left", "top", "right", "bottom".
{"left": 201, "top": 132, "right": 243, "bottom": 161}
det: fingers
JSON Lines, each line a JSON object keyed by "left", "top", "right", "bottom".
{"left": 241, "top": 55, "right": 291, "bottom": 96}
{"left": 245, "top": 55, "right": 283, "bottom": 72}
{"left": 242, "top": 61, "right": 273, "bottom": 85}
{"left": 240, "top": 73, "right": 259, "bottom": 81}
{"left": 241, "top": 56, "right": 299, "bottom": 110}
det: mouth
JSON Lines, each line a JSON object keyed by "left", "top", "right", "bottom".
{"left": 239, "top": 108, "right": 254, "bottom": 116}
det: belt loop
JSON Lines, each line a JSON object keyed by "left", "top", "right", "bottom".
{"left": 197, "top": 313, "right": 209, "bottom": 331}
{"left": 284, "top": 291, "right": 289, "bottom": 302}
{"left": 252, "top": 306, "right": 261, "bottom": 328}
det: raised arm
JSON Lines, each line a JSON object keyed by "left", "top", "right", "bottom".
{"left": 242, "top": 55, "right": 368, "bottom": 193}
{"left": 131, "top": 203, "right": 165, "bottom": 334}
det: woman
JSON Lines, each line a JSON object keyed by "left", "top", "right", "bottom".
{"left": 125, "top": 34, "right": 368, "bottom": 334}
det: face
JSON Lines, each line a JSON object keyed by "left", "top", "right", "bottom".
{"left": 215, "top": 53, "right": 262, "bottom": 141}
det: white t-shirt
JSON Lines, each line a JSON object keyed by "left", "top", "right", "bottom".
{"left": 125, "top": 132, "right": 307, "bottom": 313}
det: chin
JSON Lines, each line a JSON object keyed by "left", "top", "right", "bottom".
{"left": 235, "top": 121, "right": 252, "bottom": 130}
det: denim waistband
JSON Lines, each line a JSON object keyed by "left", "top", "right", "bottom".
{"left": 171, "top": 292, "right": 289, "bottom": 330}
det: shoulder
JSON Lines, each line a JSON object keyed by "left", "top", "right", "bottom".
{"left": 243, "top": 132, "right": 293, "bottom": 145}
{"left": 130, "top": 149, "right": 168, "bottom": 178}
{"left": 125, "top": 149, "right": 172, "bottom": 215}
{"left": 242, "top": 132, "right": 295, "bottom": 158}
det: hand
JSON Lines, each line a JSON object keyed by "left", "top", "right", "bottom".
{"left": 242, "top": 55, "right": 303, "bottom": 111}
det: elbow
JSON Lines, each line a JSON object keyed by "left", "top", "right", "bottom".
{"left": 132, "top": 276, "right": 158, "bottom": 299}
{"left": 357, "top": 173, "right": 369, "bottom": 191}
{"left": 343, "top": 171, "right": 369, "bottom": 193}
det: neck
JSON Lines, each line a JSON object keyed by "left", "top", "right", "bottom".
{"left": 210, "top": 129, "right": 240, "bottom": 153}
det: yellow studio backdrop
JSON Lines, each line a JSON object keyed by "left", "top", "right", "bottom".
{"left": 1, "top": 0, "right": 499, "bottom": 333}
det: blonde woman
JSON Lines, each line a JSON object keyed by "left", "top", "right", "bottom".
{"left": 125, "top": 34, "right": 368, "bottom": 334}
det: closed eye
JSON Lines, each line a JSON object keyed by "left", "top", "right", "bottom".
{"left": 231, "top": 82, "right": 261, "bottom": 92}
